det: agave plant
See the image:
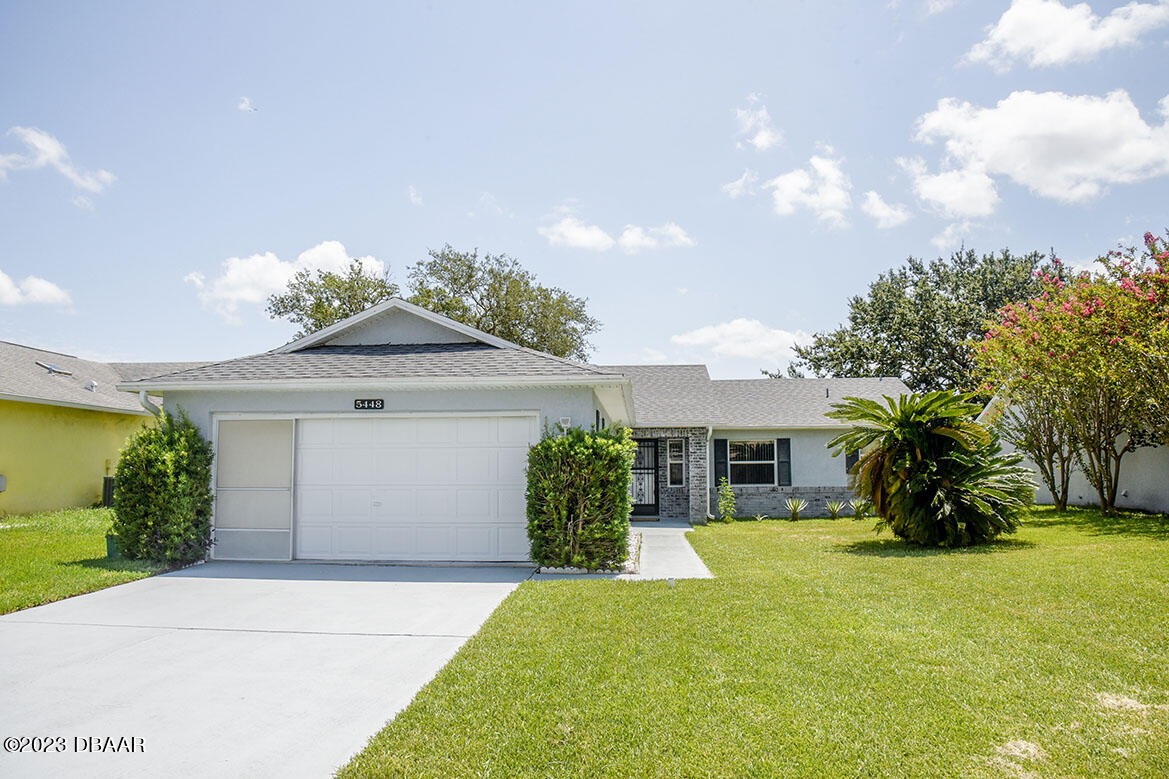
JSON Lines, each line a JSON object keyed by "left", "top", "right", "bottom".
{"left": 849, "top": 498, "right": 871, "bottom": 519}
{"left": 827, "top": 390, "right": 1034, "bottom": 547}
{"left": 825, "top": 499, "right": 846, "bottom": 519}
{"left": 785, "top": 497, "right": 808, "bottom": 521}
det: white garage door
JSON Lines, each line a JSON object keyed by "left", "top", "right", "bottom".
{"left": 294, "top": 414, "right": 536, "bottom": 561}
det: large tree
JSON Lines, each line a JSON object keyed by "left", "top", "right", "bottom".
{"left": 266, "top": 259, "right": 399, "bottom": 337}
{"left": 408, "top": 245, "right": 600, "bottom": 361}
{"left": 976, "top": 234, "right": 1168, "bottom": 514}
{"left": 266, "top": 246, "right": 602, "bottom": 361}
{"left": 779, "top": 248, "right": 1055, "bottom": 392}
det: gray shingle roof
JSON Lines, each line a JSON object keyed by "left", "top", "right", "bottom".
{"left": 124, "top": 343, "right": 619, "bottom": 385}
{"left": 599, "top": 365, "right": 716, "bottom": 427}
{"left": 0, "top": 341, "right": 148, "bottom": 414}
{"left": 601, "top": 363, "right": 910, "bottom": 428}
{"left": 109, "top": 362, "right": 209, "bottom": 382}
{"left": 712, "top": 377, "right": 911, "bottom": 428}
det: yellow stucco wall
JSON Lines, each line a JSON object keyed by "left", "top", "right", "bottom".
{"left": 0, "top": 398, "right": 149, "bottom": 516}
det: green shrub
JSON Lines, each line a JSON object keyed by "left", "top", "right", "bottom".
{"left": 112, "top": 411, "right": 213, "bottom": 564}
{"left": 716, "top": 477, "right": 736, "bottom": 522}
{"left": 825, "top": 499, "right": 845, "bottom": 519}
{"left": 785, "top": 497, "right": 808, "bottom": 521}
{"left": 849, "top": 498, "right": 871, "bottom": 519}
{"left": 828, "top": 391, "right": 1034, "bottom": 547}
{"left": 526, "top": 426, "right": 636, "bottom": 569}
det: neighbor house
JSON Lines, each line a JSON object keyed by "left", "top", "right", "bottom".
{"left": 117, "top": 299, "right": 908, "bottom": 563}
{"left": 0, "top": 341, "right": 202, "bottom": 515}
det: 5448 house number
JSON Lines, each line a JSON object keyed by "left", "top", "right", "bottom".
{"left": 354, "top": 398, "right": 384, "bottom": 410}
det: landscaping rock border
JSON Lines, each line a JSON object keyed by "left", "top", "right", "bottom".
{"left": 537, "top": 530, "right": 642, "bottom": 575}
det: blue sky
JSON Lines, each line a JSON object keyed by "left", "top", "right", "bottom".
{"left": 2, "top": 0, "right": 1167, "bottom": 378}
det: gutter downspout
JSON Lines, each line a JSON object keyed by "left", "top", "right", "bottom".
{"left": 706, "top": 425, "right": 714, "bottom": 521}
{"left": 138, "top": 390, "right": 162, "bottom": 417}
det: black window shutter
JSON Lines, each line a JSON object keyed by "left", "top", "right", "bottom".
{"left": 714, "top": 439, "right": 728, "bottom": 482}
{"left": 776, "top": 438, "right": 792, "bottom": 486}
{"left": 845, "top": 449, "right": 859, "bottom": 473}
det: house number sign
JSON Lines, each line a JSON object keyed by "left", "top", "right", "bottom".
{"left": 354, "top": 398, "right": 384, "bottom": 410}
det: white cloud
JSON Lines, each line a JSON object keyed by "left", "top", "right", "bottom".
{"left": 72, "top": 194, "right": 94, "bottom": 211}
{"left": 735, "top": 93, "right": 783, "bottom": 151}
{"left": 898, "top": 156, "right": 999, "bottom": 218}
{"left": 931, "top": 221, "right": 974, "bottom": 249}
{"left": 965, "top": 0, "right": 1169, "bottom": 72}
{"left": 764, "top": 148, "right": 852, "bottom": 228}
{"left": 0, "top": 269, "right": 72, "bottom": 306}
{"left": 903, "top": 90, "right": 1169, "bottom": 218}
{"left": 618, "top": 222, "right": 696, "bottom": 254}
{"left": 925, "top": 0, "right": 957, "bottom": 14}
{"left": 638, "top": 347, "right": 669, "bottom": 363}
{"left": 860, "top": 191, "right": 912, "bottom": 228}
{"left": 671, "top": 318, "right": 809, "bottom": 364}
{"left": 722, "top": 168, "right": 759, "bottom": 198}
{"left": 538, "top": 207, "right": 694, "bottom": 254}
{"left": 408, "top": 185, "right": 423, "bottom": 206}
{"left": 537, "top": 215, "right": 615, "bottom": 251}
{"left": 0, "top": 127, "right": 115, "bottom": 196}
{"left": 238, "top": 96, "right": 257, "bottom": 112}
{"left": 187, "top": 240, "right": 385, "bottom": 321}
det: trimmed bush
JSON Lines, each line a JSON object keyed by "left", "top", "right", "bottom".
{"left": 112, "top": 411, "right": 213, "bottom": 564}
{"left": 526, "top": 426, "right": 636, "bottom": 569}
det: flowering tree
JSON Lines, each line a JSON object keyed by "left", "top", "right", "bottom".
{"left": 976, "top": 232, "right": 1169, "bottom": 514}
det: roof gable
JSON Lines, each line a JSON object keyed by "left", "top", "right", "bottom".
{"left": 273, "top": 298, "right": 517, "bottom": 353}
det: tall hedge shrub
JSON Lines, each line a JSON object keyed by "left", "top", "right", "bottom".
{"left": 113, "top": 411, "right": 214, "bottom": 564}
{"left": 526, "top": 426, "right": 636, "bottom": 569}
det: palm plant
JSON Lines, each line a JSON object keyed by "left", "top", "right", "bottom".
{"left": 825, "top": 499, "right": 846, "bottom": 519}
{"left": 849, "top": 498, "right": 871, "bottom": 519}
{"left": 827, "top": 391, "right": 1034, "bottom": 547}
{"left": 785, "top": 497, "right": 808, "bottom": 521}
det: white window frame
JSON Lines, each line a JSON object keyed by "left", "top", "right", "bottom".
{"left": 667, "top": 438, "right": 685, "bottom": 487}
{"left": 728, "top": 439, "right": 777, "bottom": 486}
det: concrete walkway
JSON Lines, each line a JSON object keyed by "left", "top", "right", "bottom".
{"left": 533, "top": 518, "right": 714, "bottom": 581}
{"left": 0, "top": 562, "right": 529, "bottom": 778}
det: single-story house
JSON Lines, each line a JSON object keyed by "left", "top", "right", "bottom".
{"left": 0, "top": 341, "right": 201, "bottom": 515}
{"left": 117, "top": 299, "right": 908, "bottom": 563}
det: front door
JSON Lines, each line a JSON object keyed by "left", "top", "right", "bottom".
{"left": 630, "top": 439, "right": 658, "bottom": 516}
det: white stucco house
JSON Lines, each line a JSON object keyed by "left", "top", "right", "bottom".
{"left": 118, "top": 298, "right": 908, "bottom": 563}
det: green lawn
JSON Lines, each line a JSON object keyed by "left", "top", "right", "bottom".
{"left": 343, "top": 508, "right": 1169, "bottom": 778}
{"left": 0, "top": 507, "right": 163, "bottom": 615}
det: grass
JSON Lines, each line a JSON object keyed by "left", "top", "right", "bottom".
{"left": 342, "top": 507, "right": 1169, "bottom": 777}
{"left": 0, "top": 507, "right": 163, "bottom": 615}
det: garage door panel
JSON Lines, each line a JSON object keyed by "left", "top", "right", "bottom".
{"left": 335, "top": 526, "right": 373, "bottom": 556}
{"left": 457, "top": 417, "right": 492, "bottom": 443}
{"left": 456, "top": 449, "right": 494, "bottom": 481}
{"left": 335, "top": 489, "right": 371, "bottom": 517}
{"left": 297, "top": 450, "right": 335, "bottom": 484}
{"left": 416, "top": 490, "right": 455, "bottom": 516}
{"left": 296, "top": 526, "right": 332, "bottom": 557}
{"left": 498, "top": 448, "right": 528, "bottom": 482}
{"left": 375, "top": 420, "right": 416, "bottom": 444}
{"left": 333, "top": 419, "right": 374, "bottom": 445}
{"left": 375, "top": 450, "right": 417, "bottom": 482}
{"left": 293, "top": 414, "right": 534, "bottom": 561}
{"left": 456, "top": 527, "right": 493, "bottom": 557}
{"left": 417, "top": 450, "right": 456, "bottom": 483}
{"left": 498, "top": 416, "right": 533, "bottom": 444}
{"left": 416, "top": 418, "right": 457, "bottom": 443}
{"left": 335, "top": 451, "right": 377, "bottom": 483}
{"left": 456, "top": 489, "right": 492, "bottom": 519}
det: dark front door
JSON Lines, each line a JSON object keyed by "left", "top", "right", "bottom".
{"left": 630, "top": 439, "right": 658, "bottom": 516}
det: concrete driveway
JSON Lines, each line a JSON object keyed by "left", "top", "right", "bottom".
{"left": 0, "top": 562, "right": 530, "bottom": 778}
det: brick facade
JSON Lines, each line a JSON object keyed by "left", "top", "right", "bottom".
{"left": 629, "top": 426, "right": 709, "bottom": 525}
{"left": 710, "top": 485, "right": 856, "bottom": 519}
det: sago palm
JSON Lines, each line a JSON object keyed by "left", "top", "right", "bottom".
{"left": 827, "top": 391, "right": 1034, "bottom": 547}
